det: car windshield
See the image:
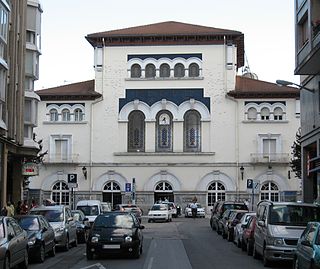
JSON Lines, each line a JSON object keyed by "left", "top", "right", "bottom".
{"left": 269, "top": 205, "right": 320, "bottom": 226}
{"left": 77, "top": 205, "right": 99, "bottom": 216}
{"left": 0, "top": 223, "right": 4, "bottom": 238}
{"left": 225, "top": 204, "right": 248, "bottom": 211}
{"left": 72, "top": 212, "right": 83, "bottom": 221}
{"left": 94, "top": 214, "right": 134, "bottom": 228}
{"left": 151, "top": 204, "right": 167, "bottom": 211}
{"left": 18, "top": 217, "right": 40, "bottom": 231}
{"left": 32, "top": 210, "right": 63, "bottom": 222}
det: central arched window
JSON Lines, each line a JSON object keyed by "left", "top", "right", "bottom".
{"left": 261, "top": 108, "right": 270, "bottom": 120}
{"left": 74, "top": 108, "right": 83, "bottom": 121}
{"left": 207, "top": 182, "right": 226, "bottom": 206}
{"left": 155, "top": 181, "right": 173, "bottom": 191}
{"left": 156, "top": 111, "right": 173, "bottom": 152}
{"left": 145, "top": 64, "right": 156, "bottom": 78}
{"left": 174, "top": 63, "right": 185, "bottom": 77}
{"left": 51, "top": 181, "right": 69, "bottom": 205}
{"left": 160, "top": 63, "right": 170, "bottom": 78}
{"left": 62, "top": 109, "right": 70, "bottom": 121}
{"left": 49, "top": 109, "right": 58, "bottom": 121}
{"left": 131, "top": 64, "right": 141, "bottom": 78}
{"left": 260, "top": 182, "right": 279, "bottom": 202}
{"left": 103, "top": 181, "right": 122, "bottom": 207}
{"left": 184, "top": 110, "right": 201, "bottom": 152}
{"left": 128, "top": 111, "right": 145, "bottom": 152}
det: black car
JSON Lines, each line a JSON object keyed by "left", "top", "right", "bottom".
{"left": 15, "top": 215, "right": 56, "bottom": 263}
{"left": 0, "top": 216, "right": 29, "bottom": 269}
{"left": 86, "top": 212, "right": 144, "bottom": 260}
{"left": 210, "top": 201, "right": 248, "bottom": 232}
{"left": 72, "top": 210, "right": 91, "bottom": 243}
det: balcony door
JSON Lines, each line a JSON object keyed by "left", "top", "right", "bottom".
{"left": 263, "top": 139, "right": 277, "bottom": 161}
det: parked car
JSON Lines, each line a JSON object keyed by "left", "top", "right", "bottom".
{"left": 218, "top": 209, "right": 238, "bottom": 238}
{"left": 148, "top": 204, "right": 172, "bottom": 222}
{"left": 210, "top": 201, "right": 248, "bottom": 232}
{"left": 76, "top": 200, "right": 111, "bottom": 226}
{"left": 0, "top": 216, "right": 29, "bottom": 269}
{"left": 241, "top": 215, "right": 257, "bottom": 256}
{"left": 184, "top": 203, "right": 205, "bottom": 218}
{"left": 72, "top": 210, "right": 91, "bottom": 243}
{"left": 15, "top": 214, "right": 56, "bottom": 263}
{"left": 30, "top": 205, "right": 77, "bottom": 251}
{"left": 113, "top": 204, "right": 143, "bottom": 223}
{"left": 86, "top": 212, "right": 144, "bottom": 259}
{"left": 161, "top": 202, "right": 178, "bottom": 218}
{"left": 293, "top": 221, "right": 320, "bottom": 269}
{"left": 233, "top": 212, "right": 256, "bottom": 248}
{"left": 253, "top": 201, "right": 320, "bottom": 267}
{"left": 225, "top": 210, "right": 248, "bottom": 242}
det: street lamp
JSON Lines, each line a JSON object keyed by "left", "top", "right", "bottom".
{"left": 276, "top": 80, "right": 314, "bottom": 93}
{"left": 82, "top": 166, "right": 87, "bottom": 180}
{"left": 240, "top": 166, "right": 244, "bottom": 180}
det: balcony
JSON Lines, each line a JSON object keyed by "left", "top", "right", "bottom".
{"left": 250, "top": 153, "right": 289, "bottom": 163}
{"left": 46, "top": 154, "right": 79, "bottom": 163}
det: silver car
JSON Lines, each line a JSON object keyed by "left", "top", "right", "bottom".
{"left": 30, "top": 205, "right": 77, "bottom": 251}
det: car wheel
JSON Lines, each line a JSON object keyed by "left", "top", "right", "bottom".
{"left": 253, "top": 243, "right": 259, "bottom": 259}
{"left": 63, "top": 236, "right": 69, "bottom": 251}
{"left": 48, "top": 244, "right": 56, "bottom": 257}
{"left": 4, "top": 253, "right": 10, "bottom": 269}
{"left": 18, "top": 248, "right": 28, "bottom": 269}
{"left": 86, "top": 249, "right": 94, "bottom": 260}
{"left": 37, "top": 244, "right": 45, "bottom": 263}
{"left": 263, "top": 246, "right": 271, "bottom": 267}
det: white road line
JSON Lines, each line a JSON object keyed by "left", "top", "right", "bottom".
{"left": 80, "top": 263, "right": 106, "bottom": 269}
{"left": 147, "top": 256, "right": 154, "bottom": 269}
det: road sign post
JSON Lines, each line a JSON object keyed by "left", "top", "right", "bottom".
{"left": 68, "top": 174, "right": 77, "bottom": 210}
{"left": 132, "top": 178, "right": 136, "bottom": 205}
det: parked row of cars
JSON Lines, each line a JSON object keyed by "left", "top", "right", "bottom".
{"left": 210, "top": 200, "right": 320, "bottom": 268}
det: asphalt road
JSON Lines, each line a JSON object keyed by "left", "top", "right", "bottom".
{"left": 28, "top": 216, "right": 292, "bottom": 269}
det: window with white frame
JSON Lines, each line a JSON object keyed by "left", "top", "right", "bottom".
{"left": 247, "top": 107, "right": 257, "bottom": 120}
{"left": 245, "top": 102, "right": 286, "bottom": 122}
{"left": 155, "top": 181, "right": 173, "bottom": 191}
{"left": 49, "top": 109, "right": 58, "bottom": 121}
{"left": 0, "top": 3, "right": 9, "bottom": 42}
{"left": 207, "top": 182, "right": 226, "bottom": 206}
{"left": 145, "top": 63, "right": 156, "bottom": 78}
{"left": 50, "top": 135, "right": 72, "bottom": 162}
{"left": 131, "top": 64, "right": 141, "bottom": 78}
{"left": 51, "top": 181, "right": 70, "bottom": 205}
{"left": 273, "top": 107, "right": 284, "bottom": 120}
{"left": 128, "top": 110, "right": 145, "bottom": 152}
{"left": 156, "top": 111, "right": 173, "bottom": 152}
{"left": 260, "top": 182, "right": 279, "bottom": 202}
{"left": 62, "top": 109, "right": 70, "bottom": 121}
{"left": 103, "top": 181, "right": 122, "bottom": 206}
{"left": 174, "top": 63, "right": 185, "bottom": 78}
{"left": 160, "top": 63, "right": 170, "bottom": 78}
{"left": 260, "top": 108, "right": 270, "bottom": 120}
{"left": 258, "top": 134, "right": 281, "bottom": 162}
{"left": 74, "top": 108, "right": 83, "bottom": 121}
{"left": 184, "top": 110, "right": 201, "bottom": 152}
{"left": 189, "top": 63, "right": 200, "bottom": 77}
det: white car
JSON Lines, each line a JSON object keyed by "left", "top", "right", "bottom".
{"left": 160, "top": 201, "right": 178, "bottom": 217}
{"left": 148, "top": 204, "right": 172, "bottom": 222}
{"left": 184, "top": 203, "right": 206, "bottom": 218}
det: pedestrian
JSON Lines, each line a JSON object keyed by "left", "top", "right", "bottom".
{"left": 30, "top": 199, "right": 37, "bottom": 209}
{"left": 9, "top": 201, "right": 15, "bottom": 216}
{"left": 16, "top": 200, "right": 22, "bottom": 215}
{"left": 190, "top": 200, "right": 197, "bottom": 219}
{"left": 20, "top": 200, "right": 29, "bottom": 215}
{"left": 0, "top": 206, "right": 7, "bottom": 216}
{"left": 6, "top": 201, "right": 14, "bottom": 217}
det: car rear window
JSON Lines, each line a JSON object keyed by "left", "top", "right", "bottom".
{"left": 77, "top": 205, "right": 99, "bottom": 216}
{"left": 31, "top": 210, "right": 63, "bottom": 222}
{"left": 18, "top": 217, "right": 40, "bottom": 231}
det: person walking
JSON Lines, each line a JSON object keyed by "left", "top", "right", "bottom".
{"left": 190, "top": 201, "right": 197, "bottom": 219}
{"left": 6, "top": 202, "right": 14, "bottom": 217}
{"left": 20, "top": 200, "right": 29, "bottom": 215}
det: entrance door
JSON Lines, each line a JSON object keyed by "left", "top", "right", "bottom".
{"left": 154, "top": 181, "right": 174, "bottom": 203}
{"left": 102, "top": 181, "right": 122, "bottom": 208}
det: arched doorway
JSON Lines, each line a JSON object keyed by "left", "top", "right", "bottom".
{"left": 102, "top": 181, "right": 122, "bottom": 207}
{"left": 207, "top": 181, "right": 226, "bottom": 207}
{"left": 260, "top": 181, "right": 280, "bottom": 202}
{"left": 51, "top": 181, "right": 69, "bottom": 205}
{"left": 154, "top": 181, "right": 174, "bottom": 203}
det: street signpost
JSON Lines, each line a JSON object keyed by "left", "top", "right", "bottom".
{"left": 247, "top": 179, "right": 259, "bottom": 210}
{"left": 132, "top": 178, "right": 136, "bottom": 205}
{"left": 68, "top": 174, "right": 77, "bottom": 209}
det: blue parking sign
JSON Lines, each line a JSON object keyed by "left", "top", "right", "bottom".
{"left": 125, "top": 183, "right": 131, "bottom": 192}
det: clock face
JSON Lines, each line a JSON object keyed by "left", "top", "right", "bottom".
{"left": 159, "top": 113, "right": 170, "bottom": 125}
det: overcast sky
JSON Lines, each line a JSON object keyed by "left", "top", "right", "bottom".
{"left": 35, "top": 0, "right": 298, "bottom": 90}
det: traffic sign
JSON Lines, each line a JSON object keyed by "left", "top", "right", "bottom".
{"left": 68, "top": 174, "right": 77, "bottom": 183}
{"left": 247, "top": 179, "right": 253, "bottom": 189}
{"left": 68, "top": 183, "right": 78, "bottom": 188}
{"left": 125, "top": 183, "right": 131, "bottom": 192}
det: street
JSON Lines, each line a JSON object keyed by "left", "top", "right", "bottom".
{"left": 29, "top": 216, "right": 292, "bottom": 269}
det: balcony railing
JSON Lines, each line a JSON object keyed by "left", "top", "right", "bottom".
{"left": 46, "top": 154, "right": 79, "bottom": 163}
{"left": 250, "top": 153, "right": 289, "bottom": 163}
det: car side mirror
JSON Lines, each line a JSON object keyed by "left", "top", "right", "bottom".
{"left": 258, "top": 220, "right": 265, "bottom": 227}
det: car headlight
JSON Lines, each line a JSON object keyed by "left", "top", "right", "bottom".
{"left": 267, "top": 237, "right": 285, "bottom": 246}
{"left": 28, "top": 237, "right": 36, "bottom": 246}
{"left": 91, "top": 234, "right": 100, "bottom": 243}
{"left": 125, "top": 236, "right": 132, "bottom": 242}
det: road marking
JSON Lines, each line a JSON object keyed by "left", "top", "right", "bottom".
{"left": 80, "top": 263, "right": 106, "bottom": 269}
{"left": 147, "top": 257, "right": 154, "bottom": 269}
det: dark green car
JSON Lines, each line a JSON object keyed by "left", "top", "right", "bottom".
{"left": 294, "top": 222, "right": 320, "bottom": 269}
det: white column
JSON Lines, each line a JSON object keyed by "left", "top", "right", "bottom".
{"left": 145, "top": 121, "right": 155, "bottom": 152}
{"left": 201, "top": 121, "right": 211, "bottom": 152}
{"left": 173, "top": 120, "right": 183, "bottom": 152}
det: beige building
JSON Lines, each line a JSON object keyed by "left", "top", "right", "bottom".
{"left": 32, "top": 22, "right": 300, "bottom": 213}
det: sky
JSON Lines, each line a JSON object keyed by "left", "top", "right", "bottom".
{"left": 35, "top": 0, "right": 298, "bottom": 90}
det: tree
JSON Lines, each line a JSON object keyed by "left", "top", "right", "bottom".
{"left": 290, "top": 128, "right": 301, "bottom": 179}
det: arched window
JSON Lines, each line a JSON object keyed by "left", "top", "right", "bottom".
{"left": 145, "top": 64, "right": 156, "bottom": 78}
{"left": 74, "top": 108, "right": 83, "bottom": 121}
{"left": 189, "top": 63, "right": 200, "bottom": 77}
{"left": 274, "top": 107, "right": 284, "bottom": 120}
{"left": 207, "top": 182, "right": 226, "bottom": 206}
{"left": 184, "top": 110, "right": 201, "bottom": 152}
{"left": 155, "top": 181, "right": 173, "bottom": 191}
{"left": 49, "top": 109, "right": 58, "bottom": 122}
{"left": 156, "top": 111, "right": 173, "bottom": 152}
{"left": 247, "top": 107, "right": 257, "bottom": 120}
{"left": 51, "top": 181, "right": 69, "bottom": 205}
{"left": 260, "top": 108, "right": 270, "bottom": 120}
{"left": 174, "top": 63, "right": 185, "bottom": 78}
{"left": 62, "top": 109, "right": 70, "bottom": 121}
{"left": 131, "top": 64, "right": 141, "bottom": 78}
{"left": 103, "top": 181, "right": 122, "bottom": 207}
{"left": 128, "top": 111, "right": 145, "bottom": 152}
{"left": 260, "top": 182, "right": 279, "bottom": 202}
{"left": 160, "top": 63, "right": 170, "bottom": 78}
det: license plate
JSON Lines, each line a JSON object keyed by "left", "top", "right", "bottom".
{"left": 103, "top": 245, "right": 120, "bottom": 249}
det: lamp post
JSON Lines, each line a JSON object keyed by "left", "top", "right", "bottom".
{"left": 276, "top": 80, "right": 314, "bottom": 93}
{"left": 240, "top": 165, "right": 244, "bottom": 181}
{"left": 82, "top": 166, "right": 87, "bottom": 180}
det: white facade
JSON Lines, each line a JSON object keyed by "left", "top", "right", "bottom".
{"left": 31, "top": 22, "right": 300, "bottom": 213}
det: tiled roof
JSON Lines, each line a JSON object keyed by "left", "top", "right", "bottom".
{"left": 227, "top": 76, "right": 300, "bottom": 99}
{"left": 86, "top": 21, "right": 244, "bottom": 67}
{"left": 36, "top": 80, "right": 101, "bottom": 100}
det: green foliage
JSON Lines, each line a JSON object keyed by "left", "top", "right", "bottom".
{"left": 290, "top": 128, "right": 301, "bottom": 179}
